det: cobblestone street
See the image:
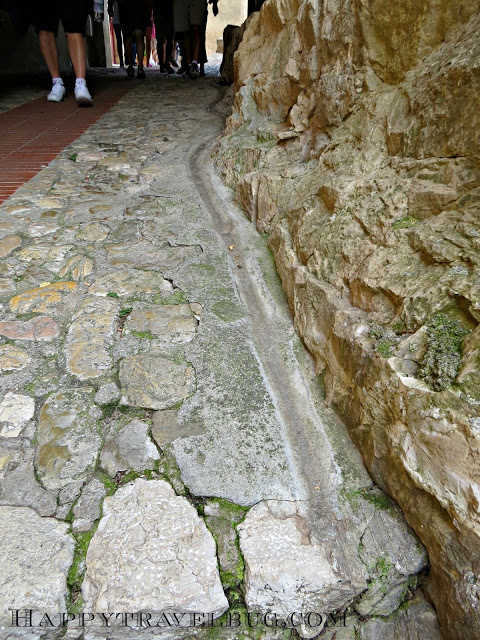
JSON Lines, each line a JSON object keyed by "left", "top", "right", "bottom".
{"left": 0, "top": 73, "right": 437, "bottom": 640}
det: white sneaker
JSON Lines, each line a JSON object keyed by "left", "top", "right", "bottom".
{"left": 74, "top": 83, "right": 93, "bottom": 106}
{"left": 47, "top": 83, "right": 66, "bottom": 102}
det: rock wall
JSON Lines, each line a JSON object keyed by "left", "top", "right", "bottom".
{"left": 214, "top": 1, "right": 480, "bottom": 638}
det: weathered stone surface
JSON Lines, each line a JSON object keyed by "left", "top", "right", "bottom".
{"left": 0, "top": 506, "right": 73, "bottom": 630}
{"left": 56, "top": 480, "right": 84, "bottom": 520}
{"left": 94, "top": 382, "right": 121, "bottom": 406}
{"left": 9, "top": 281, "right": 76, "bottom": 314}
{"left": 35, "top": 388, "right": 102, "bottom": 490}
{"left": 119, "top": 355, "right": 196, "bottom": 410}
{"left": 89, "top": 269, "right": 173, "bottom": 298}
{"left": 0, "top": 277, "right": 15, "bottom": 295}
{"left": 82, "top": 479, "right": 228, "bottom": 618}
{"left": 72, "top": 478, "right": 107, "bottom": 533}
{"left": 76, "top": 222, "right": 110, "bottom": 242}
{"left": 355, "top": 502, "right": 427, "bottom": 616}
{"left": 64, "top": 297, "right": 118, "bottom": 380}
{"left": 0, "top": 234, "right": 22, "bottom": 258}
{"left": 124, "top": 304, "right": 197, "bottom": 343}
{"left": 215, "top": 1, "right": 480, "bottom": 636}
{"left": 0, "top": 452, "right": 57, "bottom": 516}
{"left": 357, "top": 593, "right": 444, "bottom": 640}
{"left": 0, "top": 392, "right": 35, "bottom": 438}
{"left": 37, "top": 197, "right": 63, "bottom": 209}
{"left": 0, "top": 316, "right": 59, "bottom": 341}
{"left": 106, "top": 241, "right": 200, "bottom": 270}
{"left": 238, "top": 501, "right": 365, "bottom": 634}
{"left": 0, "top": 344, "right": 30, "bottom": 372}
{"left": 100, "top": 419, "right": 160, "bottom": 476}
{"left": 151, "top": 409, "right": 205, "bottom": 446}
{"left": 28, "top": 220, "right": 59, "bottom": 237}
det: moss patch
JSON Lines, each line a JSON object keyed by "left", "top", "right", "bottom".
{"left": 154, "top": 289, "right": 189, "bottom": 305}
{"left": 369, "top": 323, "right": 401, "bottom": 358}
{"left": 393, "top": 215, "right": 420, "bottom": 229}
{"left": 341, "top": 487, "right": 393, "bottom": 511}
{"left": 420, "top": 312, "right": 470, "bottom": 391}
{"left": 67, "top": 529, "right": 96, "bottom": 613}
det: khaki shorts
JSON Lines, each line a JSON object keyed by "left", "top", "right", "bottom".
{"left": 173, "top": 0, "right": 206, "bottom": 31}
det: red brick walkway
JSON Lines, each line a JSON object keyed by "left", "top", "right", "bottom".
{"left": 0, "top": 78, "right": 134, "bottom": 204}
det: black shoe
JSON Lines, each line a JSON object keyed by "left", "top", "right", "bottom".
{"left": 188, "top": 62, "right": 200, "bottom": 79}
{"left": 127, "top": 66, "right": 134, "bottom": 77}
{"left": 137, "top": 67, "right": 146, "bottom": 79}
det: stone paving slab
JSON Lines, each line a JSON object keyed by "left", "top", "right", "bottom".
{"left": 82, "top": 479, "right": 228, "bottom": 619}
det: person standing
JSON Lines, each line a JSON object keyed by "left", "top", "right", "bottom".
{"left": 153, "top": 0, "right": 175, "bottom": 75}
{"left": 173, "top": 0, "right": 207, "bottom": 79}
{"left": 109, "top": 0, "right": 125, "bottom": 67}
{"left": 118, "top": 0, "right": 153, "bottom": 78}
{"left": 32, "top": 0, "right": 93, "bottom": 105}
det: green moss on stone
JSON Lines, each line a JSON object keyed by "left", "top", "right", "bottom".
{"left": 129, "top": 329, "right": 155, "bottom": 340}
{"left": 420, "top": 312, "right": 470, "bottom": 391}
{"left": 377, "top": 340, "right": 394, "bottom": 358}
{"left": 97, "top": 471, "right": 117, "bottom": 496}
{"left": 67, "top": 529, "right": 96, "bottom": 604}
{"left": 154, "top": 289, "right": 189, "bottom": 305}
{"left": 393, "top": 215, "right": 420, "bottom": 230}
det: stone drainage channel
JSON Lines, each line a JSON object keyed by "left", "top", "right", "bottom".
{"left": 0, "top": 78, "right": 442, "bottom": 640}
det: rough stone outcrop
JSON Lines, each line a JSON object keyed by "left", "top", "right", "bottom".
{"left": 214, "top": 1, "right": 480, "bottom": 637}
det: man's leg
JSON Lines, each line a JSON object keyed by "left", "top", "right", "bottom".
{"left": 134, "top": 29, "right": 145, "bottom": 73}
{"left": 66, "top": 32, "right": 86, "bottom": 80}
{"left": 114, "top": 24, "right": 124, "bottom": 66}
{"left": 38, "top": 29, "right": 66, "bottom": 102}
{"left": 38, "top": 30, "right": 61, "bottom": 78}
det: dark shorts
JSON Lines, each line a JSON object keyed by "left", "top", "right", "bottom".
{"left": 32, "top": 0, "right": 92, "bottom": 34}
{"left": 119, "top": 0, "right": 152, "bottom": 35}
{"left": 153, "top": 0, "right": 174, "bottom": 43}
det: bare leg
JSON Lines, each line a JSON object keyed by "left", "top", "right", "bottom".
{"left": 38, "top": 30, "right": 60, "bottom": 78}
{"left": 162, "top": 39, "right": 167, "bottom": 66}
{"left": 146, "top": 30, "right": 152, "bottom": 66}
{"left": 66, "top": 32, "right": 86, "bottom": 79}
{"left": 134, "top": 29, "right": 145, "bottom": 70}
{"left": 191, "top": 24, "right": 200, "bottom": 62}
{"left": 124, "top": 34, "right": 134, "bottom": 69}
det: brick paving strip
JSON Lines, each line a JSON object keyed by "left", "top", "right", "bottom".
{"left": 0, "top": 78, "right": 134, "bottom": 204}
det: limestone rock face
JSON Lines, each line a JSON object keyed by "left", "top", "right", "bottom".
{"left": 215, "top": 0, "right": 480, "bottom": 637}
{"left": 0, "top": 506, "right": 73, "bottom": 631}
{"left": 82, "top": 479, "right": 228, "bottom": 619}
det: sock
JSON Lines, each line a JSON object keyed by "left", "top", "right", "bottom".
{"left": 75, "top": 78, "right": 87, "bottom": 88}
{"left": 52, "top": 77, "right": 63, "bottom": 85}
